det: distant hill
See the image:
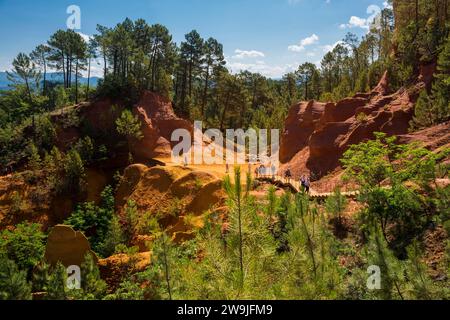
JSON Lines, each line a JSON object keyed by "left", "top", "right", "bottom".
{"left": 0, "top": 72, "right": 100, "bottom": 91}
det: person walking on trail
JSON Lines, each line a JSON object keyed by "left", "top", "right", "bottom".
{"left": 285, "top": 168, "right": 292, "bottom": 183}
{"left": 304, "top": 175, "right": 311, "bottom": 194}
{"left": 259, "top": 165, "right": 266, "bottom": 177}
{"left": 184, "top": 156, "right": 189, "bottom": 167}
{"left": 300, "top": 175, "right": 306, "bottom": 191}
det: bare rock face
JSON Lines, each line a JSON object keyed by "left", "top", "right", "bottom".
{"left": 280, "top": 66, "right": 434, "bottom": 179}
{"left": 115, "top": 164, "right": 225, "bottom": 242}
{"left": 280, "top": 101, "right": 327, "bottom": 163}
{"left": 131, "top": 91, "right": 193, "bottom": 160}
{"left": 98, "top": 252, "right": 151, "bottom": 293}
{"left": 51, "top": 91, "right": 193, "bottom": 163}
{"left": 44, "top": 225, "right": 98, "bottom": 267}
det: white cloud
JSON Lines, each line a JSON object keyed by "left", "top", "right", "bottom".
{"left": 226, "top": 59, "right": 296, "bottom": 78}
{"left": 339, "top": 4, "right": 382, "bottom": 31}
{"left": 86, "top": 60, "right": 105, "bottom": 78}
{"left": 232, "top": 49, "right": 265, "bottom": 59}
{"left": 322, "top": 41, "right": 344, "bottom": 53}
{"left": 383, "top": 1, "right": 393, "bottom": 9}
{"left": 288, "top": 34, "right": 319, "bottom": 52}
{"left": 77, "top": 32, "right": 92, "bottom": 43}
{"left": 349, "top": 16, "right": 369, "bottom": 29}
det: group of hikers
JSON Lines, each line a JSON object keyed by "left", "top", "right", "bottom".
{"left": 284, "top": 168, "right": 311, "bottom": 193}
{"left": 254, "top": 164, "right": 278, "bottom": 178}
{"left": 254, "top": 164, "right": 311, "bottom": 194}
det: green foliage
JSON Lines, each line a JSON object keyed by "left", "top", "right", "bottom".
{"left": 77, "top": 253, "right": 107, "bottom": 300}
{"left": 325, "top": 188, "right": 348, "bottom": 224}
{"left": 105, "top": 277, "right": 145, "bottom": 300}
{"left": 413, "top": 34, "right": 450, "bottom": 128}
{"left": 124, "top": 200, "right": 139, "bottom": 245}
{"left": 0, "top": 222, "right": 46, "bottom": 272}
{"left": 411, "top": 89, "right": 434, "bottom": 128}
{"left": 27, "top": 141, "right": 41, "bottom": 171}
{"left": 362, "top": 226, "right": 406, "bottom": 300}
{"left": 65, "top": 186, "right": 115, "bottom": 254}
{"left": 0, "top": 255, "right": 32, "bottom": 300}
{"left": 62, "top": 149, "right": 85, "bottom": 193}
{"left": 342, "top": 132, "right": 449, "bottom": 255}
{"left": 32, "top": 262, "right": 51, "bottom": 293}
{"left": 115, "top": 109, "right": 143, "bottom": 140}
{"left": 46, "top": 263, "right": 67, "bottom": 300}
{"left": 147, "top": 232, "right": 177, "bottom": 300}
{"left": 97, "top": 215, "right": 125, "bottom": 258}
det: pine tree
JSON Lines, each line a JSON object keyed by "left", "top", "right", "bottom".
{"left": 430, "top": 34, "right": 450, "bottom": 124}
{"left": 0, "top": 256, "right": 32, "bottom": 300}
{"left": 47, "top": 263, "right": 67, "bottom": 300}
{"left": 363, "top": 226, "right": 405, "bottom": 300}
{"left": 79, "top": 253, "right": 107, "bottom": 300}
{"left": 151, "top": 232, "right": 175, "bottom": 300}
{"left": 32, "top": 261, "right": 51, "bottom": 293}
{"left": 27, "top": 141, "right": 41, "bottom": 171}
{"left": 98, "top": 215, "right": 125, "bottom": 258}
{"left": 325, "top": 188, "right": 348, "bottom": 226}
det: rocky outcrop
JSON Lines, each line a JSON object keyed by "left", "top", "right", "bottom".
{"left": 0, "top": 167, "right": 118, "bottom": 230}
{"left": 115, "top": 164, "right": 224, "bottom": 242}
{"left": 44, "top": 225, "right": 98, "bottom": 267}
{"left": 52, "top": 91, "right": 193, "bottom": 163}
{"left": 280, "top": 101, "right": 327, "bottom": 163}
{"left": 98, "top": 252, "right": 151, "bottom": 292}
{"left": 0, "top": 173, "right": 75, "bottom": 230}
{"left": 280, "top": 66, "right": 433, "bottom": 179}
{"left": 398, "top": 121, "right": 450, "bottom": 153}
{"left": 131, "top": 92, "right": 193, "bottom": 161}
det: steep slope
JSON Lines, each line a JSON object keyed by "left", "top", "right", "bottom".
{"left": 115, "top": 164, "right": 225, "bottom": 243}
{"left": 131, "top": 91, "right": 193, "bottom": 161}
{"left": 280, "top": 65, "right": 438, "bottom": 180}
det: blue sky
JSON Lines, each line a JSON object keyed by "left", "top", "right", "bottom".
{"left": 0, "top": 0, "right": 390, "bottom": 78}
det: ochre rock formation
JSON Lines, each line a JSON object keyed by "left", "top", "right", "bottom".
{"left": 131, "top": 91, "right": 193, "bottom": 161}
{"left": 115, "top": 164, "right": 224, "bottom": 242}
{"left": 0, "top": 167, "right": 118, "bottom": 230}
{"left": 44, "top": 225, "right": 98, "bottom": 267}
{"left": 52, "top": 91, "right": 193, "bottom": 163}
{"left": 0, "top": 173, "right": 75, "bottom": 230}
{"left": 280, "top": 101, "right": 327, "bottom": 163}
{"left": 280, "top": 65, "right": 434, "bottom": 179}
{"left": 98, "top": 252, "right": 151, "bottom": 292}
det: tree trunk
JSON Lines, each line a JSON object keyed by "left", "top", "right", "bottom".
{"left": 103, "top": 50, "right": 107, "bottom": 79}
{"left": 201, "top": 65, "right": 210, "bottom": 116}
{"left": 43, "top": 60, "right": 47, "bottom": 95}
{"left": 61, "top": 52, "right": 66, "bottom": 88}
{"left": 75, "top": 60, "right": 79, "bottom": 104}
{"left": 86, "top": 57, "right": 91, "bottom": 100}
{"left": 24, "top": 78, "right": 32, "bottom": 103}
{"left": 188, "top": 61, "right": 193, "bottom": 99}
{"left": 305, "top": 81, "right": 309, "bottom": 100}
{"left": 180, "top": 64, "right": 188, "bottom": 115}
{"left": 220, "top": 91, "right": 231, "bottom": 132}
{"left": 162, "top": 237, "right": 172, "bottom": 300}
{"left": 238, "top": 191, "right": 244, "bottom": 287}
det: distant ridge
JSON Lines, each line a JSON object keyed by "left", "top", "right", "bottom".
{"left": 0, "top": 72, "right": 101, "bottom": 91}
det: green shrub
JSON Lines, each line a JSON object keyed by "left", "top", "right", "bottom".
{"left": 0, "top": 222, "right": 46, "bottom": 272}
